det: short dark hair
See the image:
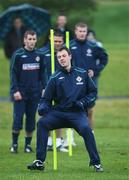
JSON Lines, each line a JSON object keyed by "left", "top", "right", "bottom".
{"left": 58, "top": 11, "right": 67, "bottom": 18}
{"left": 57, "top": 46, "right": 71, "bottom": 55}
{"left": 48, "top": 29, "right": 64, "bottom": 41}
{"left": 54, "top": 29, "right": 64, "bottom": 38}
{"left": 24, "top": 30, "right": 37, "bottom": 38}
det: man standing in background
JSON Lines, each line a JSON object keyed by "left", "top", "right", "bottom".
{"left": 54, "top": 13, "right": 73, "bottom": 40}
{"left": 70, "top": 22, "right": 108, "bottom": 130}
{"left": 10, "top": 30, "right": 46, "bottom": 153}
{"left": 4, "top": 17, "right": 27, "bottom": 60}
{"left": 40, "top": 30, "right": 68, "bottom": 152}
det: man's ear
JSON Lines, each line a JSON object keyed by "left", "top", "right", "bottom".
{"left": 23, "top": 38, "right": 26, "bottom": 45}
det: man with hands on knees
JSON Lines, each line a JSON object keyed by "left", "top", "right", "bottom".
{"left": 27, "top": 47, "right": 103, "bottom": 172}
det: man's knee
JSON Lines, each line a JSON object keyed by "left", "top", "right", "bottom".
{"left": 37, "top": 117, "right": 46, "bottom": 128}
{"left": 79, "top": 125, "right": 91, "bottom": 136}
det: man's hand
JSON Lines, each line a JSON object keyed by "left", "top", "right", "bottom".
{"left": 88, "top": 69, "right": 94, "bottom": 78}
{"left": 13, "top": 91, "right": 22, "bottom": 101}
{"left": 74, "top": 101, "right": 84, "bottom": 111}
{"left": 38, "top": 103, "right": 50, "bottom": 116}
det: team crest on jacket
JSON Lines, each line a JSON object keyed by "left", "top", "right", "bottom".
{"left": 71, "top": 46, "right": 77, "bottom": 49}
{"left": 86, "top": 48, "right": 92, "bottom": 57}
{"left": 35, "top": 56, "right": 40, "bottom": 62}
{"left": 45, "top": 53, "right": 51, "bottom": 56}
{"left": 76, "top": 76, "right": 83, "bottom": 85}
{"left": 21, "top": 55, "right": 28, "bottom": 58}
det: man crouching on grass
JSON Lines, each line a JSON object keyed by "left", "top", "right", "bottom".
{"left": 27, "top": 47, "right": 103, "bottom": 172}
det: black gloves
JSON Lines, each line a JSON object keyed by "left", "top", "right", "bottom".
{"left": 38, "top": 103, "right": 50, "bottom": 116}
{"left": 74, "top": 101, "right": 85, "bottom": 111}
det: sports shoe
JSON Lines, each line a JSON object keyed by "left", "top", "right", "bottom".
{"left": 10, "top": 144, "right": 18, "bottom": 153}
{"left": 93, "top": 164, "right": 104, "bottom": 172}
{"left": 61, "top": 137, "right": 64, "bottom": 144}
{"left": 47, "top": 145, "right": 53, "bottom": 151}
{"left": 24, "top": 145, "right": 33, "bottom": 153}
{"left": 57, "top": 145, "right": 68, "bottom": 152}
{"left": 27, "top": 160, "right": 45, "bottom": 170}
{"left": 62, "top": 140, "right": 77, "bottom": 148}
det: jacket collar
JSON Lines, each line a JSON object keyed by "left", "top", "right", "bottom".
{"left": 59, "top": 66, "right": 74, "bottom": 74}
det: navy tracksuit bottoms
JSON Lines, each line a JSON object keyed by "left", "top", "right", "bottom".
{"left": 36, "top": 110, "right": 100, "bottom": 165}
{"left": 12, "top": 99, "right": 38, "bottom": 132}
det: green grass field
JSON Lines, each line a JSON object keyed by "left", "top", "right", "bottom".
{"left": 0, "top": 1, "right": 129, "bottom": 179}
{"left": 0, "top": 100, "right": 129, "bottom": 180}
{"left": 99, "top": 43, "right": 129, "bottom": 96}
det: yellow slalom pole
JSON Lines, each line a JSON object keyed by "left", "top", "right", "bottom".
{"left": 66, "top": 31, "right": 72, "bottom": 157}
{"left": 50, "top": 29, "right": 57, "bottom": 170}
{"left": 66, "top": 31, "right": 70, "bottom": 49}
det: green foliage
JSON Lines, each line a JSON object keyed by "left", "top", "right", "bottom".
{"left": 0, "top": 0, "right": 97, "bottom": 29}
{"left": 0, "top": 0, "right": 96, "bottom": 13}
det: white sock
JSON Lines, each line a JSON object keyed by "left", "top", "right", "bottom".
{"left": 47, "top": 136, "right": 52, "bottom": 146}
{"left": 56, "top": 138, "right": 62, "bottom": 147}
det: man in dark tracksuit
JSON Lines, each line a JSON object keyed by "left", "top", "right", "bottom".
{"left": 40, "top": 31, "right": 69, "bottom": 152}
{"left": 10, "top": 30, "right": 46, "bottom": 153}
{"left": 41, "top": 30, "right": 76, "bottom": 150}
{"left": 40, "top": 31, "right": 62, "bottom": 81}
{"left": 27, "top": 47, "right": 103, "bottom": 172}
{"left": 70, "top": 22, "right": 108, "bottom": 129}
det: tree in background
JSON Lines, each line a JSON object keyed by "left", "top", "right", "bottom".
{"left": 0, "top": 0, "right": 97, "bottom": 26}
{"left": 0, "top": 0, "right": 97, "bottom": 47}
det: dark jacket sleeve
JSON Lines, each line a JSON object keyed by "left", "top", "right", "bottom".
{"left": 79, "top": 74, "right": 97, "bottom": 108}
{"left": 40, "top": 55, "right": 47, "bottom": 89}
{"left": 94, "top": 46, "right": 108, "bottom": 76}
{"left": 10, "top": 53, "right": 19, "bottom": 95}
{"left": 38, "top": 77, "right": 56, "bottom": 116}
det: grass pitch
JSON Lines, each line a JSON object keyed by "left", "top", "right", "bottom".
{"left": 0, "top": 100, "right": 129, "bottom": 180}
